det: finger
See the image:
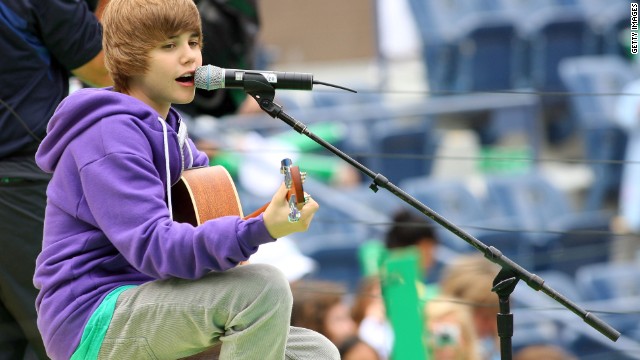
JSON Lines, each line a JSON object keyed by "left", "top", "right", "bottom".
{"left": 271, "top": 182, "right": 288, "bottom": 203}
{"left": 300, "top": 197, "right": 319, "bottom": 216}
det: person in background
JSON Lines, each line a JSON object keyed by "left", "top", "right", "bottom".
{"left": 0, "top": 1, "right": 112, "bottom": 358}
{"left": 385, "top": 208, "right": 440, "bottom": 289}
{"left": 439, "top": 254, "right": 501, "bottom": 360}
{"left": 290, "top": 279, "right": 358, "bottom": 349}
{"left": 351, "top": 208, "right": 440, "bottom": 359}
{"left": 350, "top": 276, "right": 393, "bottom": 360}
{"left": 32, "top": 0, "right": 338, "bottom": 358}
{"left": 513, "top": 344, "right": 578, "bottom": 360}
{"left": 424, "top": 296, "right": 481, "bottom": 360}
{"left": 338, "top": 335, "right": 380, "bottom": 360}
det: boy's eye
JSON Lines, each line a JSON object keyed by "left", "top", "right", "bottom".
{"left": 189, "top": 41, "right": 200, "bottom": 48}
{"left": 162, "top": 43, "right": 176, "bottom": 49}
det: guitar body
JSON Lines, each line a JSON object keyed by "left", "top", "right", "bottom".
{"left": 172, "top": 166, "right": 243, "bottom": 226}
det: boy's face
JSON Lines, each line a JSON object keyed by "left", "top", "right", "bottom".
{"left": 127, "top": 31, "right": 202, "bottom": 117}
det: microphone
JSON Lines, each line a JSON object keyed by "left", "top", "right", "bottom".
{"left": 194, "top": 65, "right": 356, "bottom": 93}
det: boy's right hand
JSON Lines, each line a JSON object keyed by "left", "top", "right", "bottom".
{"left": 262, "top": 183, "right": 319, "bottom": 239}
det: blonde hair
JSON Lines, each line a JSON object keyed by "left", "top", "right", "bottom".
{"left": 101, "top": 0, "right": 202, "bottom": 92}
{"left": 425, "top": 297, "right": 481, "bottom": 360}
{"left": 439, "top": 254, "right": 500, "bottom": 306}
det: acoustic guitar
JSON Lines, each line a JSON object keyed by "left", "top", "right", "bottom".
{"left": 171, "top": 158, "right": 306, "bottom": 226}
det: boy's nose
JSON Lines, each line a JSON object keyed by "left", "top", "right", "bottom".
{"left": 181, "top": 46, "right": 198, "bottom": 64}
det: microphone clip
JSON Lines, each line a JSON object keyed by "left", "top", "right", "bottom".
{"left": 243, "top": 72, "right": 281, "bottom": 117}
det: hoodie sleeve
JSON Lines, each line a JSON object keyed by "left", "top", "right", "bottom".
{"left": 80, "top": 152, "right": 275, "bottom": 280}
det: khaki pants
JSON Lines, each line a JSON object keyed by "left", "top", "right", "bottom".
{"left": 99, "top": 263, "right": 339, "bottom": 359}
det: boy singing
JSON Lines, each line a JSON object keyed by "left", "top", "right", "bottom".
{"left": 34, "top": 0, "right": 339, "bottom": 358}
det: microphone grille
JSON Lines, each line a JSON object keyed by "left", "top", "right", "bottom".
{"left": 194, "top": 65, "right": 224, "bottom": 90}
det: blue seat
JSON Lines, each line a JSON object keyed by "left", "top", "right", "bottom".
{"left": 484, "top": 173, "right": 613, "bottom": 274}
{"left": 537, "top": 270, "right": 582, "bottom": 301}
{"left": 296, "top": 95, "right": 390, "bottom": 172}
{"left": 399, "top": 176, "right": 531, "bottom": 263}
{"left": 367, "top": 118, "right": 440, "bottom": 185}
{"left": 409, "top": 0, "right": 525, "bottom": 93}
{"left": 273, "top": 93, "right": 304, "bottom": 110}
{"left": 453, "top": 17, "right": 521, "bottom": 92}
{"left": 473, "top": 222, "right": 537, "bottom": 269}
{"left": 572, "top": 262, "right": 640, "bottom": 357}
{"left": 400, "top": 176, "right": 482, "bottom": 253}
{"left": 291, "top": 178, "right": 373, "bottom": 244}
{"left": 558, "top": 55, "right": 633, "bottom": 210}
{"left": 343, "top": 184, "right": 406, "bottom": 217}
{"left": 451, "top": 0, "right": 525, "bottom": 92}
{"left": 311, "top": 86, "right": 383, "bottom": 108}
{"left": 511, "top": 265, "right": 631, "bottom": 359}
{"left": 406, "top": 0, "right": 467, "bottom": 93}
{"left": 578, "top": 0, "right": 631, "bottom": 56}
{"left": 575, "top": 262, "right": 640, "bottom": 301}
{"left": 407, "top": 0, "right": 544, "bottom": 147}
{"left": 558, "top": 55, "right": 632, "bottom": 123}
{"left": 305, "top": 240, "right": 363, "bottom": 292}
{"left": 519, "top": 3, "right": 595, "bottom": 90}
{"left": 513, "top": 270, "right": 582, "bottom": 307}
{"left": 400, "top": 176, "right": 485, "bottom": 221}
{"left": 508, "top": 1, "right": 596, "bottom": 143}
{"left": 511, "top": 309, "right": 575, "bottom": 355}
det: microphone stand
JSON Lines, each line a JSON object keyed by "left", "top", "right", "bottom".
{"left": 240, "top": 73, "right": 621, "bottom": 359}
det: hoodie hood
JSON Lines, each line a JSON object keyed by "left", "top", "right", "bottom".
{"left": 37, "top": 87, "right": 168, "bottom": 173}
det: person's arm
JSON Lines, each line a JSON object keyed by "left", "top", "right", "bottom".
{"left": 71, "top": 0, "right": 112, "bottom": 87}
{"left": 39, "top": 0, "right": 113, "bottom": 87}
{"left": 71, "top": 50, "right": 113, "bottom": 87}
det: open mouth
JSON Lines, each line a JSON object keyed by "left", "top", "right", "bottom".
{"left": 175, "top": 74, "right": 194, "bottom": 84}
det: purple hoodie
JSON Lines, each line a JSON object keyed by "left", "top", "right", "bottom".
{"left": 35, "top": 88, "right": 275, "bottom": 359}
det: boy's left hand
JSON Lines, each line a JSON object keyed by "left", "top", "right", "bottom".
{"left": 262, "top": 183, "right": 319, "bottom": 239}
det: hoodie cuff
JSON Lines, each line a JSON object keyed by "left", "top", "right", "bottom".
{"left": 238, "top": 213, "right": 276, "bottom": 248}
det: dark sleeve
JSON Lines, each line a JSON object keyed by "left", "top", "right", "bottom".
{"left": 34, "top": 0, "right": 103, "bottom": 70}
